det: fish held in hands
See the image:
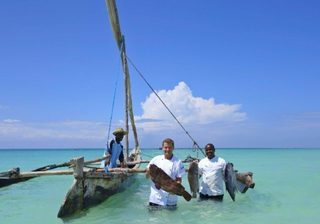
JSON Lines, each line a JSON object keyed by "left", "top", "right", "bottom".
{"left": 149, "top": 164, "right": 192, "bottom": 201}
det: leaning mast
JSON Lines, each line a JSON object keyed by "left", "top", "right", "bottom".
{"left": 105, "top": 0, "right": 140, "bottom": 158}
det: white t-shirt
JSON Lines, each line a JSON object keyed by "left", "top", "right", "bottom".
{"left": 198, "top": 156, "right": 226, "bottom": 196}
{"left": 147, "top": 155, "right": 185, "bottom": 206}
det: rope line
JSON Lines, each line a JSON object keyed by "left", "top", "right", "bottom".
{"left": 106, "top": 58, "right": 121, "bottom": 143}
{"left": 126, "top": 56, "right": 205, "bottom": 156}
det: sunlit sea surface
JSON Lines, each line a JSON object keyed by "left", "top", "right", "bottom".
{"left": 0, "top": 148, "right": 319, "bottom": 224}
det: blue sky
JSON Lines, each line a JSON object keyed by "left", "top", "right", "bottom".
{"left": 0, "top": 0, "right": 319, "bottom": 148}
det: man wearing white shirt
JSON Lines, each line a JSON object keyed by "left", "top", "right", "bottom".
{"left": 198, "top": 143, "right": 227, "bottom": 201}
{"left": 146, "top": 138, "right": 185, "bottom": 208}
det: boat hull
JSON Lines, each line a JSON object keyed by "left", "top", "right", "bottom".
{"left": 0, "top": 177, "right": 33, "bottom": 188}
{"left": 58, "top": 155, "right": 141, "bottom": 218}
{"left": 0, "top": 168, "right": 34, "bottom": 188}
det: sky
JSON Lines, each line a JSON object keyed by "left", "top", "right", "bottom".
{"left": 0, "top": 0, "right": 319, "bottom": 149}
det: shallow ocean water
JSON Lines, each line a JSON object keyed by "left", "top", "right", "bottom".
{"left": 0, "top": 148, "right": 319, "bottom": 224}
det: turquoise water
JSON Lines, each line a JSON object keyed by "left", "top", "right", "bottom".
{"left": 0, "top": 148, "right": 319, "bottom": 224}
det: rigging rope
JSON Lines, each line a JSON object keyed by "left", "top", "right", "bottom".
{"left": 126, "top": 56, "right": 205, "bottom": 157}
{"left": 106, "top": 63, "right": 121, "bottom": 143}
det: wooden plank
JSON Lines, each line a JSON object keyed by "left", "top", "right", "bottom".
{"left": 18, "top": 167, "right": 147, "bottom": 178}
{"left": 126, "top": 160, "right": 149, "bottom": 166}
{"left": 108, "top": 168, "right": 146, "bottom": 173}
{"left": 19, "top": 170, "right": 74, "bottom": 178}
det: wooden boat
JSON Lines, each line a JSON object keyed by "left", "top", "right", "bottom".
{"left": 57, "top": 0, "right": 142, "bottom": 218}
{"left": 0, "top": 168, "right": 33, "bottom": 188}
{"left": 0, "top": 162, "right": 71, "bottom": 188}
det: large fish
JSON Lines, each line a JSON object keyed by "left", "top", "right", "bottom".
{"left": 225, "top": 162, "right": 238, "bottom": 201}
{"left": 149, "top": 164, "right": 192, "bottom": 201}
{"left": 235, "top": 171, "right": 255, "bottom": 193}
{"left": 187, "top": 161, "right": 199, "bottom": 198}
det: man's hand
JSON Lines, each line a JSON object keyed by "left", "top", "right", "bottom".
{"left": 145, "top": 168, "right": 150, "bottom": 179}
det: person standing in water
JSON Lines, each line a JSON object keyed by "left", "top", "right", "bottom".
{"left": 198, "top": 143, "right": 226, "bottom": 201}
{"left": 146, "top": 138, "right": 185, "bottom": 208}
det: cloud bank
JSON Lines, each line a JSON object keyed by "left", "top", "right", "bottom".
{"left": 135, "top": 81, "right": 246, "bottom": 131}
{"left": 0, "top": 120, "right": 108, "bottom": 148}
{"left": 1, "top": 83, "right": 320, "bottom": 148}
{"left": 0, "top": 82, "right": 248, "bottom": 148}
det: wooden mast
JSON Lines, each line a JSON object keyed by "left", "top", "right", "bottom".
{"left": 105, "top": 0, "right": 140, "bottom": 158}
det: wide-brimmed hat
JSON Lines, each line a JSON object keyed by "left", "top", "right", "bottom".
{"left": 112, "top": 127, "right": 128, "bottom": 136}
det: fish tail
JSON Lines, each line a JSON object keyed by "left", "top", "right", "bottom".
{"left": 182, "top": 191, "right": 192, "bottom": 201}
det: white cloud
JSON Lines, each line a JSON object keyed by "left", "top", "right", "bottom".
{"left": 135, "top": 81, "right": 247, "bottom": 132}
{"left": 3, "top": 119, "right": 20, "bottom": 123}
{"left": 0, "top": 83, "right": 248, "bottom": 148}
{"left": 0, "top": 120, "right": 110, "bottom": 148}
{"left": 1, "top": 100, "right": 319, "bottom": 148}
{"left": 0, "top": 120, "right": 108, "bottom": 140}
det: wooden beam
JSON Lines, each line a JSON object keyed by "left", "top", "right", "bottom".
{"left": 126, "top": 160, "right": 149, "bottom": 166}
{"left": 108, "top": 168, "right": 147, "bottom": 173}
{"left": 18, "top": 167, "right": 147, "bottom": 178}
{"left": 19, "top": 170, "right": 74, "bottom": 178}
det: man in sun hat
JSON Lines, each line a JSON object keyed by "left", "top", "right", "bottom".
{"left": 101, "top": 127, "right": 128, "bottom": 172}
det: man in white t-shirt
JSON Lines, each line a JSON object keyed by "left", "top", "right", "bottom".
{"left": 198, "top": 143, "right": 227, "bottom": 201}
{"left": 146, "top": 138, "right": 185, "bottom": 208}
